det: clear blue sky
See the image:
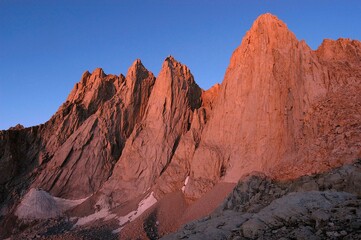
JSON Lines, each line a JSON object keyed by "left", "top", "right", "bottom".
{"left": 1, "top": 0, "right": 360, "bottom": 130}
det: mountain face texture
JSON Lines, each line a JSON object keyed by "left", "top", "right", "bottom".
{"left": 185, "top": 14, "right": 360, "bottom": 200}
{"left": 0, "top": 13, "right": 360, "bottom": 239}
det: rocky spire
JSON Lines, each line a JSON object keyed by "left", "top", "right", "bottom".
{"left": 101, "top": 56, "right": 202, "bottom": 205}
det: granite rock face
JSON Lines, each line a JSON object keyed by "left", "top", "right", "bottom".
{"left": 184, "top": 13, "right": 361, "bottom": 199}
{"left": 0, "top": 13, "right": 360, "bottom": 239}
{"left": 34, "top": 60, "right": 156, "bottom": 199}
{"left": 100, "top": 56, "right": 202, "bottom": 205}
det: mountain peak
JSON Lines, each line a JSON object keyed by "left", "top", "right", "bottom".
{"left": 127, "top": 59, "right": 144, "bottom": 74}
{"left": 248, "top": 13, "right": 290, "bottom": 37}
{"left": 254, "top": 13, "right": 284, "bottom": 25}
{"left": 165, "top": 55, "right": 176, "bottom": 62}
{"left": 130, "top": 58, "right": 142, "bottom": 68}
{"left": 162, "top": 55, "right": 192, "bottom": 79}
{"left": 228, "top": 13, "right": 298, "bottom": 69}
{"left": 164, "top": 55, "right": 187, "bottom": 69}
{"left": 91, "top": 68, "right": 105, "bottom": 78}
{"left": 126, "top": 58, "right": 153, "bottom": 82}
{"left": 316, "top": 37, "right": 361, "bottom": 64}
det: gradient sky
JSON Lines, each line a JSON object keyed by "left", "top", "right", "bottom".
{"left": 1, "top": 0, "right": 361, "bottom": 130}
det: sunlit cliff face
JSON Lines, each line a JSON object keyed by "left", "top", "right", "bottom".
{"left": 0, "top": 13, "right": 361, "bottom": 240}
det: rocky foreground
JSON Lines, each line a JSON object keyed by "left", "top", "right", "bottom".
{"left": 164, "top": 160, "right": 361, "bottom": 240}
{"left": 6, "top": 159, "right": 361, "bottom": 239}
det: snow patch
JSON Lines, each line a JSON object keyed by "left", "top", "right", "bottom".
{"left": 75, "top": 208, "right": 116, "bottom": 226}
{"left": 181, "top": 176, "right": 190, "bottom": 193}
{"left": 112, "top": 226, "right": 124, "bottom": 234}
{"left": 112, "top": 192, "right": 157, "bottom": 234}
{"left": 74, "top": 192, "right": 157, "bottom": 232}
{"left": 15, "top": 188, "right": 88, "bottom": 220}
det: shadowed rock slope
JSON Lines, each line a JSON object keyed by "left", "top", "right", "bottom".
{"left": 0, "top": 13, "right": 360, "bottom": 239}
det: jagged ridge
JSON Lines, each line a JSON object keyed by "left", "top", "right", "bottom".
{"left": 0, "top": 13, "right": 360, "bottom": 239}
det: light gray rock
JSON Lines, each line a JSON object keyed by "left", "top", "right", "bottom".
{"left": 241, "top": 191, "right": 355, "bottom": 238}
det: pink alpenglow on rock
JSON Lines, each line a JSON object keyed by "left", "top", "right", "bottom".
{"left": 0, "top": 13, "right": 361, "bottom": 240}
